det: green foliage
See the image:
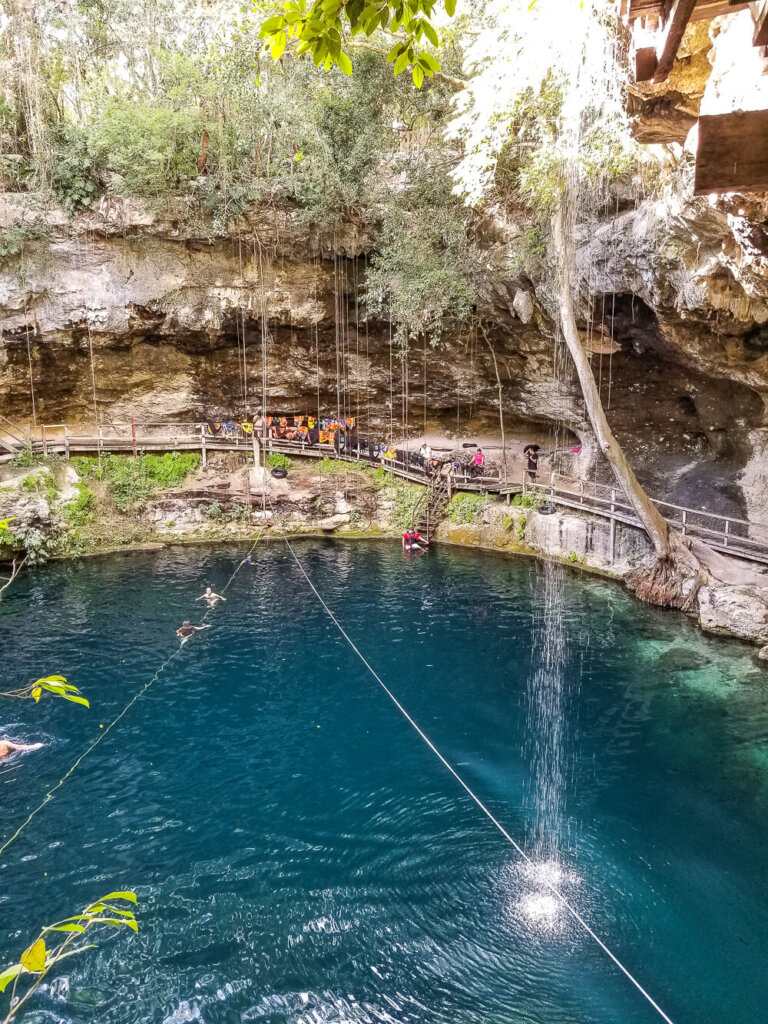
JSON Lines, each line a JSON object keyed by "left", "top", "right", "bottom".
{"left": 508, "top": 224, "right": 547, "bottom": 276}
{"left": 49, "top": 126, "right": 102, "bottom": 214}
{"left": 317, "top": 457, "right": 349, "bottom": 474}
{"left": 72, "top": 453, "right": 199, "bottom": 510}
{"left": 445, "top": 492, "right": 485, "bottom": 524}
{"left": 203, "top": 501, "right": 251, "bottom": 523}
{"left": 515, "top": 514, "right": 527, "bottom": 542}
{"left": 203, "top": 501, "right": 224, "bottom": 520}
{"left": 0, "top": 225, "right": 51, "bottom": 262}
{"left": 0, "top": 891, "right": 137, "bottom": 1020}
{"left": 10, "top": 439, "right": 38, "bottom": 468}
{"left": 267, "top": 452, "right": 293, "bottom": 469}
{"left": 0, "top": 522, "right": 56, "bottom": 565}
{"left": 566, "top": 550, "right": 583, "bottom": 564}
{"left": 61, "top": 484, "right": 96, "bottom": 526}
{"left": 511, "top": 492, "right": 545, "bottom": 509}
{"left": 365, "top": 170, "right": 477, "bottom": 344}
{"left": 19, "top": 471, "right": 59, "bottom": 504}
{"left": 391, "top": 482, "right": 426, "bottom": 531}
{"left": 1, "top": 674, "right": 89, "bottom": 708}
{"left": 257, "top": 0, "right": 454, "bottom": 86}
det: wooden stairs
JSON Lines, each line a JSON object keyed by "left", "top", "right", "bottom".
{"left": 414, "top": 475, "right": 450, "bottom": 542}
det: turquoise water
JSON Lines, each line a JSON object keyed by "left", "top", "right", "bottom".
{"left": 1, "top": 541, "right": 767, "bottom": 1024}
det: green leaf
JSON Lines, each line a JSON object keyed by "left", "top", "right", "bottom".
{"left": 386, "top": 42, "right": 401, "bottom": 62}
{"left": 32, "top": 687, "right": 42, "bottom": 702}
{"left": 419, "top": 52, "right": 440, "bottom": 70}
{"left": 393, "top": 51, "right": 410, "bottom": 75}
{"left": 271, "top": 30, "right": 287, "bottom": 58}
{"left": 48, "top": 924, "right": 85, "bottom": 933}
{"left": 422, "top": 20, "right": 438, "bottom": 46}
{"left": 444, "top": 0, "right": 456, "bottom": 15}
{"left": 259, "top": 15, "right": 284, "bottom": 35}
{"left": 100, "top": 890, "right": 137, "bottom": 904}
{"left": 0, "top": 964, "right": 22, "bottom": 993}
{"left": 412, "top": 63, "right": 424, "bottom": 88}
{"left": 62, "top": 693, "right": 90, "bottom": 707}
{"left": 21, "top": 938, "right": 46, "bottom": 974}
{"left": 337, "top": 51, "right": 352, "bottom": 74}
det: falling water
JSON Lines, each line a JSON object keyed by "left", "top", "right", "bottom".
{"left": 524, "top": 559, "right": 572, "bottom": 859}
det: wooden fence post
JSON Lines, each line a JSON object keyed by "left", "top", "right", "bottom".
{"left": 131, "top": 418, "right": 137, "bottom": 457}
{"left": 64, "top": 425, "right": 70, "bottom": 460}
{"left": 200, "top": 424, "right": 207, "bottom": 468}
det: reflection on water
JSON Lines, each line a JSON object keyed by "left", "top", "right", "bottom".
{"left": 0, "top": 541, "right": 767, "bottom": 1024}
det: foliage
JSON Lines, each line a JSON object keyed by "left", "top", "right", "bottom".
{"left": 0, "top": 517, "right": 15, "bottom": 532}
{"left": 10, "top": 439, "right": 38, "bottom": 468}
{"left": 317, "top": 457, "right": 349, "bottom": 474}
{"left": 445, "top": 492, "right": 485, "bottom": 524}
{"left": 204, "top": 501, "right": 225, "bottom": 521}
{"left": 257, "top": 0, "right": 453, "bottom": 86}
{"left": 49, "top": 126, "right": 102, "bottom": 214}
{"left": 391, "top": 482, "right": 426, "bottom": 530}
{"left": 72, "top": 453, "right": 199, "bottom": 510}
{"left": 0, "top": 674, "right": 89, "bottom": 708}
{"left": 267, "top": 452, "right": 293, "bottom": 469}
{"left": 365, "top": 169, "right": 478, "bottom": 345}
{"left": 508, "top": 224, "right": 548, "bottom": 276}
{"left": 0, "top": 522, "right": 56, "bottom": 564}
{"left": 0, "top": 225, "right": 51, "bottom": 262}
{"left": 19, "top": 470, "right": 59, "bottom": 504}
{"left": 203, "top": 501, "right": 251, "bottom": 523}
{"left": 566, "top": 550, "right": 584, "bottom": 564}
{"left": 511, "top": 492, "right": 545, "bottom": 509}
{"left": 0, "top": 891, "right": 138, "bottom": 1022}
{"left": 61, "top": 484, "right": 96, "bottom": 526}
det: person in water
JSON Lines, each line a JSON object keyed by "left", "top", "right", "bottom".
{"left": 402, "top": 528, "right": 426, "bottom": 550}
{"left": 0, "top": 740, "right": 41, "bottom": 762}
{"left": 241, "top": 555, "right": 254, "bottom": 565}
{"left": 197, "top": 587, "right": 226, "bottom": 607}
{"left": 176, "top": 620, "right": 211, "bottom": 643}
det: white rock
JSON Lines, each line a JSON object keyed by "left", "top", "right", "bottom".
{"left": 698, "top": 583, "right": 768, "bottom": 644}
{"left": 512, "top": 288, "right": 535, "bottom": 324}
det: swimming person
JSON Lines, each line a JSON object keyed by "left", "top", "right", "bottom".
{"left": 176, "top": 620, "right": 211, "bottom": 644}
{"left": 0, "top": 740, "right": 41, "bottom": 763}
{"left": 241, "top": 555, "right": 254, "bottom": 565}
{"left": 197, "top": 587, "right": 226, "bottom": 607}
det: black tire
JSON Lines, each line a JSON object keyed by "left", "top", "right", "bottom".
{"left": 537, "top": 504, "right": 556, "bottom": 515}
{"left": 271, "top": 467, "right": 288, "bottom": 479}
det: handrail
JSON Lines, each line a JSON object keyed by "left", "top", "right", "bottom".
{"left": 2, "top": 420, "right": 766, "bottom": 564}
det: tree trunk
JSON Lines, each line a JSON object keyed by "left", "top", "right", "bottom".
{"left": 478, "top": 323, "right": 508, "bottom": 484}
{"left": 551, "top": 206, "right": 700, "bottom": 605}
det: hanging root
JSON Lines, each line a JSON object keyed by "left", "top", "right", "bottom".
{"left": 625, "top": 545, "right": 704, "bottom": 611}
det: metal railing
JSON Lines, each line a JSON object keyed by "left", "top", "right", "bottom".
{"left": 2, "top": 419, "right": 767, "bottom": 566}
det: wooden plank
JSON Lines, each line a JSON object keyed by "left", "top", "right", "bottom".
{"left": 635, "top": 45, "right": 659, "bottom": 80}
{"left": 690, "top": 0, "right": 750, "bottom": 21}
{"left": 654, "top": 0, "right": 697, "bottom": 81}
{"left": 694, "top": 109, "right": 768, "bottom": 193}
{"left": 754, "top": 0, "right": 768, "bottom": 45}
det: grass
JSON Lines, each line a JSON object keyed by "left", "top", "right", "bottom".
{"left": 71, "top": 452, "right": 200, "bottom": 510}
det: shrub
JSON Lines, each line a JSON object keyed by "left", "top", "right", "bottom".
{"left": 268, "top": 452, "right": 293, "bottom": 470}
{"left": 10, "top": 438, "right": 38, "bottom": 468}
{"left": 71, "top": 453, "right": 199, "bottom": 510}
{"left": 445, "top": 493, "right": 486, "bottom": 525}
{"left": 61, "top": 484, "right": 96, "bottom": 527}
{"left": 317, "top": 457, "right": 348, "bottom": 475}
{"left": 511, "top": 492, "right": 545, "bottom": 509}
{"left": 515, "top": 514, "right": 527, "bottom": 542}
{"left": 391, "top": 483, "right": 427, "bottom": 531}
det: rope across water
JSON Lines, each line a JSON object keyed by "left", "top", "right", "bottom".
{"left": 268, "top": 498, "right": 677, "bottom": 1024}
{"left": 0, "top": 529, "right": 265, "bottom": 859}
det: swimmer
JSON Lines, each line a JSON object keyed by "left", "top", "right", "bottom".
{"left": 241, "top": 555, "right": 254, "bottom": 565}
{"left": 196, "top": 587, "right": 226, "bottom": 607}
{"left": 0, "top": 740, "right": 42, "bottom": 763}
{"left": 176, "top": 620, "right": 211, "bottom": 644}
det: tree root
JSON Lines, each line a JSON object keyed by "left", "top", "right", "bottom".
{"left": 625, "top": 550, "right": 705, "bottom": 611}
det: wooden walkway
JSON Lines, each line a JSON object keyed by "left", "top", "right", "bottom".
{"left": 2, "top": 419, "right": 768, "bottom": 567}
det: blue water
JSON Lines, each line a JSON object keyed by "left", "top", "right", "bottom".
{"left": 1, "top": 541, "right": 767, "bottom": 1024}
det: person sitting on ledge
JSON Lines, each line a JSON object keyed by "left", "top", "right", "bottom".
{"left": 176, "top": 620, "right": 211, "bottom": 643}
{"left": 197, "top": 587, "right": 226, "bottom": 607}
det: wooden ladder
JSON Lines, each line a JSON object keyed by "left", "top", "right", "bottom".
{"left": 415, "top": 474, "right": 450, "bottom": 541}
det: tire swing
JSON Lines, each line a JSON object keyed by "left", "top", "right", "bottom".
{"left": 271, "top": 467, "right": 288, "bottom": 479}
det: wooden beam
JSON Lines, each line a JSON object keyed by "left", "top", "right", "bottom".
{"left": 689, "top": 0, "right": 750, "bottom": 20}
{"left": 654, "top": 0, "right": 697, "bottom": 81}
{"left": 694, "top": 109, "right": 768, "bottom": 193}
{"left": 754, "top": 0, "right": 768, "bottom": 46}
{"left": 636, "top": 45, "right": 659, "bottom": 80}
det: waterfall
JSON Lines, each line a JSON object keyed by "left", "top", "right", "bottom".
{"left": 525, "top": 559, "right": 571, "bottom": 860}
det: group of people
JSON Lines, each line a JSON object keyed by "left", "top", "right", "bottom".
{"left": 175, "top": 587, "right": 226, "bottom": 643}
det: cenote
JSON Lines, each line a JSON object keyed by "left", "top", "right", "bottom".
{"left": 1, "top": 541, "right": 767, "bottom": 1024}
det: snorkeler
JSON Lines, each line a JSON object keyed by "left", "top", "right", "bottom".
{"left": 0, "top": 740, "right": 41, "bottom": 763}
{"left": 176, "top": 620, "right": 211, "bottom": 644}
{"left": 197, "top": 587, "right": 226, "bottom": 607}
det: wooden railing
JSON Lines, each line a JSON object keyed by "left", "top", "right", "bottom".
{"left": 2, "top": 420, "right": 767, "bottom": 566}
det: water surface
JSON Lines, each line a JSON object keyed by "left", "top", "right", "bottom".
{"left": 1, "top": 541, "right": 767, "bottom": 1024}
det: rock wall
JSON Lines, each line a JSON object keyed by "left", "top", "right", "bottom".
{"left": 1, "top": 182, "right": 767, "bottom": 525}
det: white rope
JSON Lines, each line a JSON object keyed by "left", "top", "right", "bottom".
{"left": 268, "top": 503, "right": 676, "bottom": 1024}
{"left": 0, "top": 529, "right": 265, "bottom": 858}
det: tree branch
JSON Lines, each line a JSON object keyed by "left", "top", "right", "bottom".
{"left": 346, "top": 39, "right": 466, "bottom": 90}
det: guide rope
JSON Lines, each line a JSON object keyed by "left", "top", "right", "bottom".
{"left": 268, "top": 499, "right": 676, "bottom": 1024}
{"left": 0, "top": 529, "right": 265, "bottom": 859}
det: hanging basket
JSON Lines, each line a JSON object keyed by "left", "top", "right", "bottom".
{"left": 271, "top": 467, "right": 288, "bottom": 479}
